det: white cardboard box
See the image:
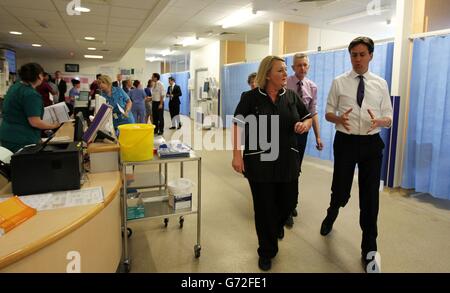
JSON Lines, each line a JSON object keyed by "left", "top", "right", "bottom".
{"left": 90, "top": 151, "right": 119, "bottom": 173}
{"left": 169, "top": 193, "right": 192, "bottom": 210}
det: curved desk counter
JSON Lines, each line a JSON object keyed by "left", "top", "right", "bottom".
{"left": 0, "top": 171, "right": 122, "bottom": 272}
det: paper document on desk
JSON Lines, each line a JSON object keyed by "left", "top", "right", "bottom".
{"left": 41, "top": 136, "right": 72, "bottom": 143}
{"left": 13, "top": 187, "right": 104, "bottom": 211}
{"left": 43, "top": 102, "right": 71, "bottom": 124}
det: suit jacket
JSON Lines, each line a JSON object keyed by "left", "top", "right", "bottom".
{"left": 167, "top": 84, "right": 182, "bottom": 104}
{"left": 56, "top": 79, "right": 67, "bottom": 103}
{"left": 112, "top": 81, "right": 122, "bottom": 88}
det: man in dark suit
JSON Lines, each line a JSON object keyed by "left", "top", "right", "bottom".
{"left": 54, "top": 71, "right": 67, "bottom": 104}
{"left": 112, "top": 73, "right": 123, "bottom": 88}
{"left": 167, "top": 77, "right": 182, "bottom": 129}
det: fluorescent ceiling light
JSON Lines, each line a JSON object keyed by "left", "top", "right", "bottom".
{"left": 87, "top": 47, "right": 97, "bottom": 50}
{"left": 84, "top": 54, "right": 103, "bottom": 59}
{"left": 181, "top": 37, "right": 200, "bottom": 47}
{"left": 74, "top": 6, "right": 90, "bottom": 13}
{"left": 326, "top": 7, "right": 390, "bottom": 25}
{"left": 146, "top": 56, "right": 163, "bottom": 62}
{"left": 161, "top": 49, "right": 173, "bottom": 56}
{"left": 84, "top": 36, "right": 95, "bottom": 41}
{"left": 9, "top": 31, "right": 23, "bottom": 35}
{"left": 32, "top": 44, "right": 42, "bottom": 47}
{"left": 218, "top": 5, "right": 263, "bottom": 29}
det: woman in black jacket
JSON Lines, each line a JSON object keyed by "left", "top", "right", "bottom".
{"left": 232, "top": 56, "right": 312, "bottom": 271}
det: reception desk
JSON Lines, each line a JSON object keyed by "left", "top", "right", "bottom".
{"left": 0, "top": 123, "right": 123, "bottom": 272}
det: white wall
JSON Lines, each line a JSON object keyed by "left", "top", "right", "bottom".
{"left": 190, "top": 41, "right": 221, "bottom": 82}
{"left": 189, "top": 41, "right": 221, "bottom": 119}
{"left": 144, "top": 61, "right": 161, "bottom": 84}
{"left": 246, "top": 43, "right": 269, "bottom": 62}
{"left": 308, "top": 27, "right": 360, "bottom": 51}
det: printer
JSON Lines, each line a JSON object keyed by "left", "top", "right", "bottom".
{"left": 11, "top": 142, "right": 83, "bottom": 195}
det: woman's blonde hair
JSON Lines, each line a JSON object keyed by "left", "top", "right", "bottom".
{"left": 256, "top": 55, "right": 285, "bottom": 90}
{"left": 97, "top": 75, "right": 112, "bottom": 87}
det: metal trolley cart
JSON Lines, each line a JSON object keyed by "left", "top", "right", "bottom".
{"left": 120, "top": 152, "right": 202, "bottom": 272}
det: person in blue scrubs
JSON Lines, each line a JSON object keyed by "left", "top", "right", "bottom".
{"left": 129, "top": 80, "right": 149, "bottom": 124}
{"left": 97, "top": 75, "right": 134, "bottom": 130}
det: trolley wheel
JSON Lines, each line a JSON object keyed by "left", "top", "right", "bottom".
{"left": 164, "top": 218, "right": 169, "bottom": 227}
{"left": 194, "top": 244, "right": 201, "bottom": 258}
{"left": 179, "top": 216, "right": 184, "bottom": 228}
{"left": 127, "top": 228, "right": 133, "bottom": 238}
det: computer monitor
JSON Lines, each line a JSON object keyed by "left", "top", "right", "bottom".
{"left": 82, "top": 103, "right": 112, "bottom": 144}
{"left": 78, "top": 91, "right": 90, "bottom": 101}
{"left": 95, "top": 94, "right": 107, "bottom": 115}
{"left": 74, "top": 112, "right": 86, "bottom": 142}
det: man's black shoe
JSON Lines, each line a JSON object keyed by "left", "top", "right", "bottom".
{"left": 169, "top": 127, "right": 176, "bottom": 130}
{"left": 292, "top": 208, "right": 298, "bottom": 217}
{"left": 177, "top": 124, "right": 182, "bottom": 129}
{"left": 278, "top": 227, "right": 284, "bottom": 240}
{"left": 320, "top": 218, "right": 334, "bottom": 236}
{"left": 320, "top": 208, "right": 338, "bottom": 236}
{"left": 258, "top": 257, "right": 272, "bottom": 271}
{"left": 285, "top": 215, "right": 294, "bottom": 229}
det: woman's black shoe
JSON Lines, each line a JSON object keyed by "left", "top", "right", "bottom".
{"left": 258, "top": 257, "right": 272, "bottom": 271}
{"left": 285, "top": 215, "right": 294, "bottom": 228}
{"left": 278, "top": 227, "right": 284, "bottom": 239}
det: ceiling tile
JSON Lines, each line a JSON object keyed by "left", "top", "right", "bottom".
{"left": 110, "top": 6, "right": 149, "bottom": 19}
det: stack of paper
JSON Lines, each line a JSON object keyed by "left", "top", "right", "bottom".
{"left": 43, "top": 102, "right": 71, "bottom": 124}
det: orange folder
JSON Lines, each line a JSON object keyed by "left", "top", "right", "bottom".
{"left": 0, "top": 196, "right": 37, "bottom": 236}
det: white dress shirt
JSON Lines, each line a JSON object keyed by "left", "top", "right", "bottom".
{"left": 326, "top": 70, "right": 393, "bottom": 135}
{"left": 151, "top": 81, "right": 166, "bottom": 102}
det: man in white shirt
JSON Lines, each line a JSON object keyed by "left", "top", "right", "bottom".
{"left": 151, "top": 73, "right": 166, "bottom": 135}
{"left": 321, "top": 37, "right": 393, "bottom": 272}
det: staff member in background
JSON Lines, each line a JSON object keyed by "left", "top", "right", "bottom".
{"left": 144, "top": 79, "right": 153, "bottom": 124}
{"left": 151, "top": 73, "right": 166, "bottom": 135}
{"left": 67, "top": 79, "right": 81, "bottom": 116}
{"left": 97, "top": 75, "right": 135, "bottom": 131}
{"left": 89, "top": 73, "right": 101, "bottom": 100}
{"left": 247, "top": 72, "right": 257, "bottom": 90}
{"left": 167, "top": 77, "right": 182, "bottom": 129}
{"left": 54, "top": 70, "right": 67, "bottom": 104}
{"left": 321, "top": 37, "right": 393, "bottom": 272}
{"left": 36, "top": 72, "right": 58, "bottom": 107}
{"left": 0, "top": 63, "right": 60, "bottom": 152}
{"left": 232, "top": 56, "right": 312, "bottom": 271}
{"left": 129, "top": 80, "right": 148, "bottom": 124}
{"left": 285, "top": 53, "right": 323, "bottom": 228}
{"left": 112, "top": 73, "right": 123, "bottom": 88}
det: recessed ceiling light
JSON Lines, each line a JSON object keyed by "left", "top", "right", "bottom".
{"left": 84, "top": 36, "right": 95, "bottom": 41}
{"left": 74, "top": 6, "right": 90, "bottom": 13}
{"left": 32, "top": 44, "right": 42, "bottom": 47}
{"left": 87, "top": 47, "right": 96, "bottom": 51}
{"left": 9, "top": 31, "right": 23, "bottom": 35}
{"left": 84, "top": 54, "right": 103, "bottom": 59}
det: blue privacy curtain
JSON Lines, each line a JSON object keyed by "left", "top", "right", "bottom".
{"left": 402, "top": 35, "right": 450, "bottom": 200}
{"left": 221, "top": 62, "right": 259, "bottom": 127}
{"left": 161, "top": 71, "right": 190, "bottom": 116}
